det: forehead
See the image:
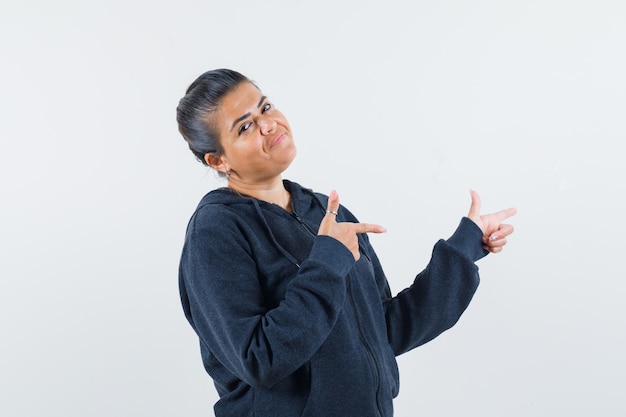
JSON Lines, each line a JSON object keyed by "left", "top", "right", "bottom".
{"left": 215, "top": 82, "right": 263, "bottom": 123}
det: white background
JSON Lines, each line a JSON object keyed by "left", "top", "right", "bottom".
{"left": 1, "top": 1, "right": 625, "bottom": 416}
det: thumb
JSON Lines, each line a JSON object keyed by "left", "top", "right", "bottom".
{"left": 467, "top": 189, "right": 481, "bottom": 220}
{"left": 326, "top": 190, "right": 340, "bottom": 218}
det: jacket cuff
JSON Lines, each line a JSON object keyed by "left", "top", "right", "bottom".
{"left": 446, "top": 217, "right": 489, "bottom": 261}
{"left": 308, "top": 235, "right": 355, "bottom": 278}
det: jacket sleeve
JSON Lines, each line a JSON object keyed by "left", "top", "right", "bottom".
{"left": 179, "top": 206, "right": 355, "bottom": 389}
{"left": 369, "top": 217, "right": 487, "bottom": 355}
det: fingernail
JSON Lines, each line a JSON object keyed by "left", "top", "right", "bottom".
{"left": 489, "top": 234, "right": 499, "bottom": 241}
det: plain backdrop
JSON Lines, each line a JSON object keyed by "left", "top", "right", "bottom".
{"left": 1, "top": 1, "right": 625, "bottom": 416}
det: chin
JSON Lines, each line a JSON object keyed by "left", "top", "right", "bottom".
{"left": 279, "top": 147, "right": 297, "bottom": 172}
{"left": 283, "top": 142, "right": 297, "bottom": 161}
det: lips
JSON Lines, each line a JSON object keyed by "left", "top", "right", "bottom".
{"left": 269, "top": 132, "right": 285, "bottom": 148}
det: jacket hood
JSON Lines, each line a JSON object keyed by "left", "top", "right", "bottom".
{"left": 192, "top": 179, "right": 329, "bottom": 268}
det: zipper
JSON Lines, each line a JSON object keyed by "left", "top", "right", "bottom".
{"left": 347, "top": 277, "right": 383, "bottom": 417}
{"left": 290, "top": 208, "right": 316, "bottom": 268}
{"left": 291, "top": 209, "right": 317, "bottom": 237}
{"left": 294, "top": 201, "right": 383, "bottom": 414}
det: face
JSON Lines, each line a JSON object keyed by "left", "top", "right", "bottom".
{"left": 207, "top": 82, "right": 297, "bottom": 184}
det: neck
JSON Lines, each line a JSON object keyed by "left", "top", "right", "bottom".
{"left": 227, "top": 176, "right": 291, "bottom": 212}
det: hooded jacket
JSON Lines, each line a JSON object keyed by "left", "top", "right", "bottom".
{"left": 179, "top": 180, "right": 487, "bottom": 417}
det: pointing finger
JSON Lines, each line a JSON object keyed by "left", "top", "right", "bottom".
{"left": 353, "top": 222, "right": 387, "bottom": 234}
{"left": 494, "top": 207, "right": 518, "bottom": 222}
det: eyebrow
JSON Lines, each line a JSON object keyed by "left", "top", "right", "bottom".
{"left": 230, "top": 96, "right": 268, "bottom": 131}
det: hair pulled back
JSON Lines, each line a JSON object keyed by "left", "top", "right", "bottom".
{"left": 176, "top": 69, "right": 250, "bottom": 166}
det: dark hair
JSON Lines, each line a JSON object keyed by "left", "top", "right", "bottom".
{"left": 176, "top": 68, "right": 251, "bottom": 166}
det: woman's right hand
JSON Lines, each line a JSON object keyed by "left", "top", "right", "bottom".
{"left": 317, "top": 190, "right": 386, "bottom": 261}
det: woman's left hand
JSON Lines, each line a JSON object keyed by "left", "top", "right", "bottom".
{"left": 467, "top": 190, "right": 517, "bottom": 254}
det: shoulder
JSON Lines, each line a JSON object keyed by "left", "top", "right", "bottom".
{"left": 185, "top": 189, "right": 255, "bottom": 235}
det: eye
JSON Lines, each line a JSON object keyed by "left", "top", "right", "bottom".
{"left": 238, "top": 122, "right": 252, "bottom": 135}
{"left": 262, "top": 103, "right": 272, "bottom": 113}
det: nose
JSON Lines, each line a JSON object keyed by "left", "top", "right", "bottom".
{"left": 258, "top": 116, "right": 276, "bottom": 135}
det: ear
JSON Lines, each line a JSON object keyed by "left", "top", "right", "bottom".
{"left": 204, "top": 153, "right": 229, "bottom": 175}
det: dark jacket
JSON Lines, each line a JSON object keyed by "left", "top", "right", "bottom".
{"left": 179, "top": 180, "right": 486, "bottom": 416}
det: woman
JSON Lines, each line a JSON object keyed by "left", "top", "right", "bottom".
{"left": 176, "top": 69, "right": 516, "bottom": 417}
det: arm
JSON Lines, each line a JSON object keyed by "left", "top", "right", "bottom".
{"left": 378, "top": 217, "right": 486, "bottom": 355}
{"left": 376, "top": 191, "right": 517, "bottom": 354}
{"left": 179, "top": 207, "right": 355, "bottom": 389}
